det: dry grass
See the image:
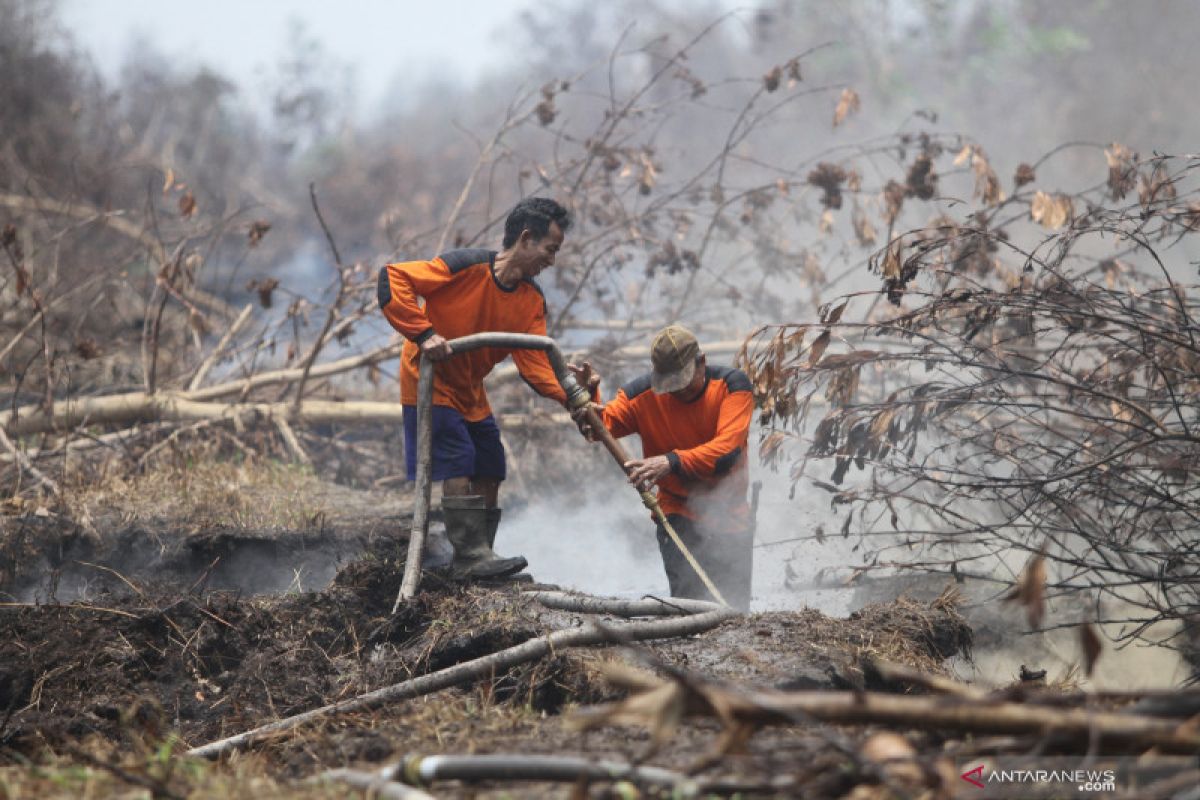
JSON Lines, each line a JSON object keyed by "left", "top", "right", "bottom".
{"left": 62, "top": 456, "right": 326, "bottom": 532}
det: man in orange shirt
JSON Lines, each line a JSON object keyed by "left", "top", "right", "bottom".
{"left": 377, "top": 198, "right": 572, "bottom": 580}
{"left": 573, "top": 325, "right": 754, "bottom": 609}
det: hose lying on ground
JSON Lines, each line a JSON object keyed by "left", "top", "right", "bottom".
{"left": 316, "top": 753, "right": 783, "bottom": 798}
{"left": 313, "top": 768, "right": 437, "bottom": 800}
{"left": 187, "top": 591, "right": 735, "bottom": 760}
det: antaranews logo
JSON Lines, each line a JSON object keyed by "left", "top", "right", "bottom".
{"left": 959, "top": 763, "right": 1117, "bottom": 794}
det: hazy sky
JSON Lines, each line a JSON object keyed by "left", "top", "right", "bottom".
{"left": 60, "top": 0, "right": 532, "bottom": 108}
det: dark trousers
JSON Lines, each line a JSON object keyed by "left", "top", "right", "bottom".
{"left": 655, "top": 514, "right": 752, "bottom": 611}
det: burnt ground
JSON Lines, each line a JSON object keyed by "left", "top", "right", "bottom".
{"left": 1, "top": 483, "right": 981, "bottom": 799}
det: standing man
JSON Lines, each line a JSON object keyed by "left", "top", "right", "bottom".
{"left": 378, "top": 197, "right": 572, "bottom": 580}
{"left": 573, "top": 325, "right": 755, "bottom": 610}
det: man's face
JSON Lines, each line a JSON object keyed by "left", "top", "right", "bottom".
{"left": 669, "top": 355, "right": 707, "bottom": 403}
{"left": 515, "top": 222, "right": 564, "bottom": 279}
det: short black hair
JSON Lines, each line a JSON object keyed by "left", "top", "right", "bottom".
{"left": 502, "top": 197, "right": 572, "bottom": 249}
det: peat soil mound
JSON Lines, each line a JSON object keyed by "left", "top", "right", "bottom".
{"left": 0, "top": 549, "right": 620, "bottom": 760}
{"left": 1, "top": 542, "right": 974, "bottom": 772}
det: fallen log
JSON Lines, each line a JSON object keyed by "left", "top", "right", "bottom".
{"left": 3, "top": 395, "right": 407, "bottom": 437}
{"left": 576, "top": 663, "right": 1200, "bottom": 756}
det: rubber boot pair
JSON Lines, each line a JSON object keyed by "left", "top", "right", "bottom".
{"left": 442, "top": 495, "right": 526, "bottom": 579}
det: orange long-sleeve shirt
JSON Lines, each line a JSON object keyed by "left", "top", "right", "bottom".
{"left": 600, "top": 365, "right": 753, "bottom": 531}
{"left": 377, "top": 248, "right": 567, "bottom": 421}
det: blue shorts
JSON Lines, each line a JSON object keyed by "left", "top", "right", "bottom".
{"left": 403, "top": 405, "right": 506, "bottom": 482}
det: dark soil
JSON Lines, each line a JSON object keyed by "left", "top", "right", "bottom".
{"left": 0, "top": 494, "right": 981, "bottom": 798}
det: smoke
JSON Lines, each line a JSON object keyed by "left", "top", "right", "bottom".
{"left": 502, "top": 481, "right": 670, "bottom": 599}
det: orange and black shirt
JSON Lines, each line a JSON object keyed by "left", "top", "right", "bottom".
{"left": 377, "top": 249, "right": 567, "bottom": 421}
{"left": 600, "top": 365, "right": 753, "bottom": 531}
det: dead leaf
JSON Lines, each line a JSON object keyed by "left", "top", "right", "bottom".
{"left": 1139, "top": 164, "right": 1176, "bottom": 208}
{"left": 832, "top": 87, "right": 860, "bottom": 128}
{"left": 162, "top": 167, "right": 175, "bottom": 193}
{"left": 638, "top": 154, "right": 657, "bottom": 195}
{"left": 807, "top": 162, "right": 848, "bottom": 209}
{"left": 970, "top": 147, "right": 1004, "bottom": 206}
{"left": 248, "top": 220, "right": 271, "bottom": 247}
{"left": 868, "top": 409, "right": 896, "bottom": 442}
{"left": 820, "top": 299, "right": 848, "bottom": 325}
{"left": 1105, "top": 143, "right": 1137, "bottom": 200}
{"left": 247, "top": 277, "right": 280, "bottom": 309}
{"left": 178, "top": 190, "right": 197, "bottom": 218}
{"left": 904, "top": 154, "right": 937, "bottom": 200}
{"left": 763, "top": 65, "right": 781, "bottom": 92}
{"left": 1080, "top": 623, "right": 1103, "bottom": 677}
{"left": 819, "top": 209, "right": 834, "bottom": 234}
{"left": 1004, "top": 551, "right": 1046, "bottom": 629}
{"left": 1030, "top": 191, "right": 1073, "bottom": 229}
{"left": 1014, "top": 163, "right": 1036, "bottom": 188}
{"left": 188, "top": 309, "right": 210, "bottom": 337}
{"left": 808, "top": 329, "right": 831, "bottom": 367}
{"left": 882, "top": 240, "right": 902, "bottom": 280}
{"left": 852, "top": 206, "right": 877, "bottom": 246}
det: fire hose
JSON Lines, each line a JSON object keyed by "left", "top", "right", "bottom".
{"left": 392, "top": 332, "right": 728, "bottom": 610}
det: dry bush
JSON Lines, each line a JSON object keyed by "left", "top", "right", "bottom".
{"left": 741, "top": 147, "right": 1200, "bottom": 673}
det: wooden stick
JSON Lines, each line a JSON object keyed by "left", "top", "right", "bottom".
{"left": 581, "top": 406, "right": 729, "bottom": 607}
{"left": 187, "top": 303, "right": 253, "bottom": 391}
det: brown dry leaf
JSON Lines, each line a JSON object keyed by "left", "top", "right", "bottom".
{"left": 1100, "top": 258, "right": 1125, "bottom": 290}
{"left": 638, "top": 154, "right": 658, "bottom": 196}
{"left": 832, "top": 87, "right": 860, "bottom": 128}
{"left": 1004, "top": 551, "right": 1046, "bottom": 629}
{"left": 970, "top": 148, "right": 1004, "bottom": 206}
{"left": 807, "top": 162, "right": 848, "bottom": 209}
{"left": 247, "top": 277, "right": 280, "bottom": 309}
{"left": 1030, "top": 191, "right": 1073, "bottom": 229}
{"left": 1105, "top": 143, "right": 1137, "bottom": 200}
{"left": 1139, "top": 164, "right": 1177, "bottom": 208}
{"left": 162, "top": 167, "right": 175, "bottom": 193}
{"left": 763, "top": 65, "right": 782, "bottom": 92}
{"left": 882, "top": 180, "right": 905, "bottom": 225}
{"left": 904, "top": 154, "right": 937, "bottom": 200}
{"left": 882, "top": 239, "right": 902, "bottom": 280}
{"left": 852, "top": 205, "right": 877, "bottom": 246}
{"left": 821, "top": 299, "right": 849, "bottom": 325}
{"left": 1109, "top": 399, "right": 1135, "bottom": 423}
{"left": 178, "top": 190, "right": 197, "bottom": 218}
{"left": 819, "top": 209, "right": 835, "bottom": 234}
{"left": 74, "top": 337, "right": 102, "bottom": 360}
{"left": 808, "top": 329, "right": 831, "bottom": 367}
{"left": 868, "top": 409, "right": 896, "bottom": 442}
{"left": 786, "top": 57, "right": 802, "bottom": 84}
{"left": 188, "top": 309, "right": 210, "bottom": 338}
{"left": 248, "top": 220, "right": 271, "bottom": 247}
{"left": 1080, "top": 623, "right": 1103, "bottom": 677}
{"left": 1014, "top": 163, "right": 1036, "bottom": 188}
{"left": 760, "top": 430, "right": 787, "bottom": 463}
{"left": 568, "top": 665, "right": 687, "bottom": 753}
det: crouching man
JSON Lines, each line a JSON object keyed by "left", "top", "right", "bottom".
{"left": 573, "top": 325, "right": 754, "bottom": 610}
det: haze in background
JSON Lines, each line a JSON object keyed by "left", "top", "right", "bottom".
{"left": 61, "top": 0, "right": 531, "bottom": 113}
